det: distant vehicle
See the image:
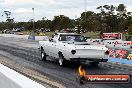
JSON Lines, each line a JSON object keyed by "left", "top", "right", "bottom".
{"left": 60, "top": 29, "right": 75, "bottom": 33}
{"left": 3, "top": 29, "right": 11, "bottom": 34}
{"left": 45, "top": 28, "right": 50, "bottom": 32}
{"left": 12, "top": 28, "right": 24, "bottom": 32}
{"left": 16, "top": 28, "right": 21, "bottom": 32}
{"left": 39, "top": 33, "right": 109, "bottom": 66}
{"left": 40, "top": 28, "right": 50, "bottom": 32}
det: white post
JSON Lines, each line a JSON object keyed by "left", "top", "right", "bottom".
{"left": 32, "top": 8, "right": 35, "bottom": 30}
{"left": 85, "top": 0, "right": 87, "bottom": 30}
{"left": 85, "top": 0, "right": 87, "bottom": 17}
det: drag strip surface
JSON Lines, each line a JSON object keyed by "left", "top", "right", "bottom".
{"left": 0, "top": 37, "right": 132, "bottom": 88}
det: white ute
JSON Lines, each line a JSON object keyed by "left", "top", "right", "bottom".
{"left": 39, "top": 33, "right": 109, "bottom": 66}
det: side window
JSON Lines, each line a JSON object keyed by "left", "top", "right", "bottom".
{"left": 59, "top": 35, "right": 67, "bottom": 41}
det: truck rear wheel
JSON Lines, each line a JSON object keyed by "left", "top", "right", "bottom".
{"left": 41, "top": 48, "right": 47, "bottom": 61}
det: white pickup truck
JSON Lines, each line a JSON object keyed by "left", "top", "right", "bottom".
{"left": 39, "top": 33, "right": 109, "bottom": 66}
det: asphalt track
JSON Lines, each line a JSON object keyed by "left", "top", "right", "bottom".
{"left": 0, "top": 37, "right": 132, "bottom": 88}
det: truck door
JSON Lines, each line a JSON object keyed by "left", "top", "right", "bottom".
{"left": 48, "top": 35, "right": 58, "bottom": 58}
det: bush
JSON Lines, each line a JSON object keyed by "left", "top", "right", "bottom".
{"left": 128, "top": 26, "right": 132, "bottom": 34}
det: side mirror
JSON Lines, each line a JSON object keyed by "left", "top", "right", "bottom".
{"left": 49, "top": 38, "right": 53, "bottom": 42}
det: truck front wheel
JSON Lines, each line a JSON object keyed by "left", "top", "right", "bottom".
{"left": 59, "top": 53, "right": 67, "bottom": 67}
{"left": 41, "top": 48, "right": 47, "bottom": 61}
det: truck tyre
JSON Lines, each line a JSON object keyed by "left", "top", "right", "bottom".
{"left": 59, "top": 53, "right": 67, "bottom": 67}
{"left": 41, "top": 48, "right": 47, "bottom": 61}
{"left": 90, "top": 62, "right": 99, "bottom": 67}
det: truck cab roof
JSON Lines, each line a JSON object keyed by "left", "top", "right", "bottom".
{"left": 56, "top": 33, "right": 80, "bottom": 35}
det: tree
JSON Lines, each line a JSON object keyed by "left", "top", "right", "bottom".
{"left": 97, "top": 5, "right": 118, "bottom": 32}
{"left": 52, "top": 15, "right": 74, "bottom": 31}
{"left": 35, "top": 18, "right": 52, "bottom": 31}
{"left": 116, "top": 4, "right": 129, "bottom": 32}
{"left": 1, "top": 3, "right": 132, "bottom": 34}
{"left": 80, "top": 11, "right": 101, "bottom": 32}
{"left": 2, "top": 11, "right": 15, "bottom": 30}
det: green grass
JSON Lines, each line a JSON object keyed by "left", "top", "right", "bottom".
{"left": 44, "top": 32, "right": 54, "bottom": 37}
{"left": 83, "top": 32, "right": 100, "bottom": 38}
{"left": 20, "top": 31, "right": 100, "bottom": 38}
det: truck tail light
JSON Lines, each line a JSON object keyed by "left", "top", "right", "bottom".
{"left": 71, "top": 50, "right": 76, "bottom": 54}
{"left": 105, "top": 51, "right": 109, "bottom": 55}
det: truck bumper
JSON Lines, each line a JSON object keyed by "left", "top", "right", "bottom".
{"left": 69, "top": 58, "right": 108, "bottom": 62}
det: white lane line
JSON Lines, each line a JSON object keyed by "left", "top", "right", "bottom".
{"left": 0, "top": 64, "right": 45, "bottom": 88}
